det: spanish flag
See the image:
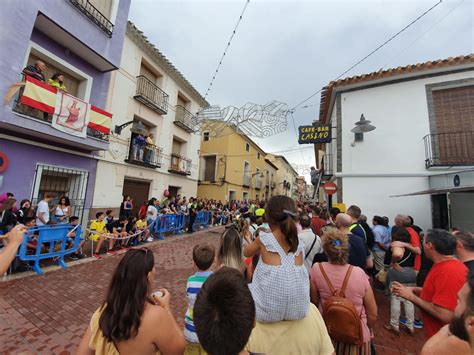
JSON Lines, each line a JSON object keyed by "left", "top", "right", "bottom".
{"left": 19, "top": 75, "right": 112, "bottom": 134}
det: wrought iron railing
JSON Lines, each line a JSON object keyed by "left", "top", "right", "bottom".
{"left": 68, "top": 0, "right": 114, "bottom": 37}
{"left": 175, "top": 105, "right": 196, "bottom": 133}
{"left": 243, "top": 175, "right": 251, "bottom": 187}
{"left": 169, "top": 153, "right": 191, "bottom": 175}
{"left": 12, "top": 77, "right": 109, "bottom": 141}
{"left": 134, "top": 76, "right": 169, "bottom": 115}
{"left": 424, "top": 132, "right": 474, "bottom": 168}
{"left": 125, "top": 138, "right": 162, "bottom": 168}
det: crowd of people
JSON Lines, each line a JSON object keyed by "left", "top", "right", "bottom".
{"left": 75, "top": 194, "right": 474, "bottom": 354}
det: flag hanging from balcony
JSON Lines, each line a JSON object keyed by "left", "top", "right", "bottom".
{"left": 52, "top": 91, "right": 90, "bottom": 138}
{"left": 18, "top": 75, "right": 113, "bottom": 137}
{"left": 89, "top": 105, "right": 112, "bottom": 134}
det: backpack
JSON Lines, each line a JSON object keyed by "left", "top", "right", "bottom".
{"left": 318, "top": 263, "right": 363, "bottom": 346}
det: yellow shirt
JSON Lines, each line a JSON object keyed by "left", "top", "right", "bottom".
{"left": 47, "top": 78, "right": 67, "bottom": 91}
{"left": 136, "top": 219, "right": 147, "bottom": 229}
{"left": 246, "top": 303, "right": 334, "bottom": 355}
{"left": 90, "top": 220, "right": 106, "bottom": 233}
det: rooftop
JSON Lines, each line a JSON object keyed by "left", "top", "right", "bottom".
{"left": 319, "top": 53, "right": 474, "bottom": 123}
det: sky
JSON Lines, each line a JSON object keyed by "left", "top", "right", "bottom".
{"left": 129, "top": 0, "right": 473, "bottom": 179}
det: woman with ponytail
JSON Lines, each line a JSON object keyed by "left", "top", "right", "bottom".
{"left": 244, "top": 195, "right": 309, "bottom": 323}
{"left": 310, "top": 228, "right": 378, "bottom": 354}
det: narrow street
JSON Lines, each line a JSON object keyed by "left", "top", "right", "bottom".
{"left": 0, "top": 228, "right": 424, "bottom": 354}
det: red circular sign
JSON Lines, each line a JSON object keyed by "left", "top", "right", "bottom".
{"left": 0, "top": 151, "right": 9, "bottom": 173}
{"left": 323, "top": 182, "right": 337, "bottom": 195}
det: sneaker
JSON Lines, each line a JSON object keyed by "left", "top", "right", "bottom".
{"left": 92, "top": 253, "right": 102, "bottom": 259}
{"left": 70, "top": 253, "right": 79, "bottom": 260}
{"left": 146, "top": 237, "right": 154, "bottom": 242}
{"left": 400, "top": 319, "right": 423, "bottom": 329}
{"left": 77, "top": 253, "right": 86, "bottom": 259}
{"left": 107, "top": 250, "right": 117, "bottom": 256}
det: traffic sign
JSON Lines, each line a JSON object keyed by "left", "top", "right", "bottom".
{"left": 323, "top": 182, "right": 337, "bottom": 195}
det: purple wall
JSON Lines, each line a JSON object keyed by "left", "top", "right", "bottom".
{"left": 0, "top": 140, "right": 97, "bottom": 209}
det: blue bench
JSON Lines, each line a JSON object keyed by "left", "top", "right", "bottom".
{"left": 18, "top": 224, "right": 82, "bottom": 275}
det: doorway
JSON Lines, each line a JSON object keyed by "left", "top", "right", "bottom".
{"left": 123, "top": 179, "right": 151, "bottom": 216}
{"left": 431, "top": 193, "right": 449, "bottom": 230}
{"left": 168, "top": 186, "right": 180, "bottom": 199}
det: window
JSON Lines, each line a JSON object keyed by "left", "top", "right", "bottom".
{"left": 243, "top": 191, "right": 249, "bottom": 201}
{"left": 89, "top": 0, "right": 113, "bottom": 18}
{"left": 229, "top": 190, "right": 236, "bottom": 201}
{"left": 257, "top": 152, "right": 260, "bottom": 159}
{"left": 245, "top": 143, "right": 250, "bottom": 152}
{"left": 140, "top": 62, "right": 158, "bottom": 84}
{"left": 203, "top": 155, "right": 217, "bottom": 181}
{"left": 203, "top": 131, "right": 210, "bottom": 141}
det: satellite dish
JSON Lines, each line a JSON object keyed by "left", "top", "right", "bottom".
{"left": 350, "top": 114, "right": 376, "bottom": 133}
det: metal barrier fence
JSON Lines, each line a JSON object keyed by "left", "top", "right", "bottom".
{"left": 154, "top": 211, "right": 212, "bottom": 237}
{"left": 18, "top": 224, "right": 82, "bottom": 275}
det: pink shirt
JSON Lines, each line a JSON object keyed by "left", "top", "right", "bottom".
{"left": 310, "top": 262, "right": 371, "bottom": 343}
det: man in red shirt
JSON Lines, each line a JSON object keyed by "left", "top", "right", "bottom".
{"left": 392, "top": 229, "right": 467, "bottom": 338}
{"left": 310, "top": 206, "right": 326, "bottom": 236}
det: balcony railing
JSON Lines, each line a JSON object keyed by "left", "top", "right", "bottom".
{"left": 255, "top": 178, "right": 262, "bottom": 190}
{"left": 243, "top": 175, "right": 251, "bottom": 187}
{"left": 169, "top": 153, "right": 191, "bottom": 175}
{"left": 134, "top": 76, "right": 169, "bottom": 115}
{"left": 68, "top": 0, "right": 114, "bottom": 37}
{"left": 424, "top": 132, "right": 474, "bottom": 168}
{"left": 12, "top": 85, "right": 109, "bottom": 142}
{"left": 322, "top": 153, "right": 334, "bottom": 176}
{"left": 125, "top": 139, "right": 163, "bottom": 169}
{"left": 175, "top": 105, "right": 196, "bottom": 133}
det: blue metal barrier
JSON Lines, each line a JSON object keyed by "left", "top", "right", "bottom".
{"left": 175, "top": 214, "right": 188, "bottom": 235}
{"left": 193, "top": 211, "right": 212, "bottom": 231}
{"left": 155, "top": 214, "right": 177, "bottom": 239}
{"left": 18, "top": 224, "right": 82, "bottom": 275}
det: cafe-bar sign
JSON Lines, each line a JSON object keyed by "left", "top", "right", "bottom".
{"left": 298, "top": 125, "right": 331, "bottom": 144}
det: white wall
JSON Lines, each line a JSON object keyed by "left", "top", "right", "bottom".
{"left": 92, "top": 34, "right": 202, "bottom": 209}
{"left": 330, "top": 70, "right": 474, "bottom": 229}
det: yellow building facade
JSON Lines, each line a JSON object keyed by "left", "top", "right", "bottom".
{"left": 197, "top": 124, "right": 279, "bottom": 201}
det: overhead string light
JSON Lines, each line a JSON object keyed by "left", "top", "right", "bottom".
{"left": 203, "top": 0, "right": 250, "bottom": 100}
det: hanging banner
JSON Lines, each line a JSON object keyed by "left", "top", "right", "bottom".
{"left": 298, "top": 125, "right": 331, "bottom": 144}
{"left": 18, "top": 75, "right": 113, "bottom": 136}
{"left": 52, "top": 91, "right": 90, "bottom": 138}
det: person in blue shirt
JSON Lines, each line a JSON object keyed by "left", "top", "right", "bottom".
{"left": 372, "top": 215, "right": 391, "bottom": 271}
{"left": 132, "top": 133, "right": 146, "bottom": 161}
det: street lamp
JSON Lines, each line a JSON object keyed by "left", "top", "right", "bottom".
{"left": 114, "top": 119, "right": 147, "bottom": 135}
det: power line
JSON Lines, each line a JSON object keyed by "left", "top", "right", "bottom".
{"left": 203, "top": 0, "right": 251, "bottom": 100}
{"left": 381, "top": 0, "right": 465, "bottom": 69}
{"left": 291, "top": 0, "right": 444, "bottom": 110}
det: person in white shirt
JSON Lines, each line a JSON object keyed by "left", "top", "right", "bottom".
{"left": 298, "top": 213, "right": 322, "bottom": 273}
{"left": 36, "top": 193, "right": 55, "bottom": 226}
{"left": 146, "top": 198, "right": 159, "bottom": 241}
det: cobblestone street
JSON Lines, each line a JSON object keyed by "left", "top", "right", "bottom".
{"left": 0, "top": 228, "right": 425, "bottom": 354}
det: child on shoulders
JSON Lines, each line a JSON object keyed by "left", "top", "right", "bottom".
{"left": 244, "top": 195, "right": 309, "bottom": 323}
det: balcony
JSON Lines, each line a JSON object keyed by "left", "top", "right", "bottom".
{"left": 271, "top": 181, "right": 276, "bottom": 189}
{"left": 255, "top": 178, "right": 262, "bottom": 190}
{"left": 8, "top": 78, "right": 110, "bottom": 151}
{"left": 68, "top": 0, "right": 114, "bottom": 37}
{"left": 243, "top": 175, "right": 251, "bottom": 187}
{"left": 322, "top": 153, "right": 334, "bottom": 177}
{"left": 424, "top": 132, "right": 474, "bottom": 168}
{"left": 174, "top": 105, "right": 196, "bottom": 133}
{"left": 125, "top": 139, "right": 163, "bottom": 169}
{"left": 169, "top": 153, "right": 191, "bottom": 175}
{"left": 134, "top": 76, "right": 169, "bottom": 115}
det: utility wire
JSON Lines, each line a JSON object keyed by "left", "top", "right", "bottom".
{"left": 291, "top": 0, "right": 444, "bottom": 110}
{"left": 203, "top": 0, "right": 250, "bottom": 100}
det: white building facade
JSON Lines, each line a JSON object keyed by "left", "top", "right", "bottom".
{"left": 317, "top": 55, "right": 474, "bottom": 231}
{"left": 91, "top": 22, "right": 208, "bottom": 217}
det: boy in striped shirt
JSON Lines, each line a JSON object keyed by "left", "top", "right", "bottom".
{"left": 184, "top": 243, "right": 215, "bottom": 354}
